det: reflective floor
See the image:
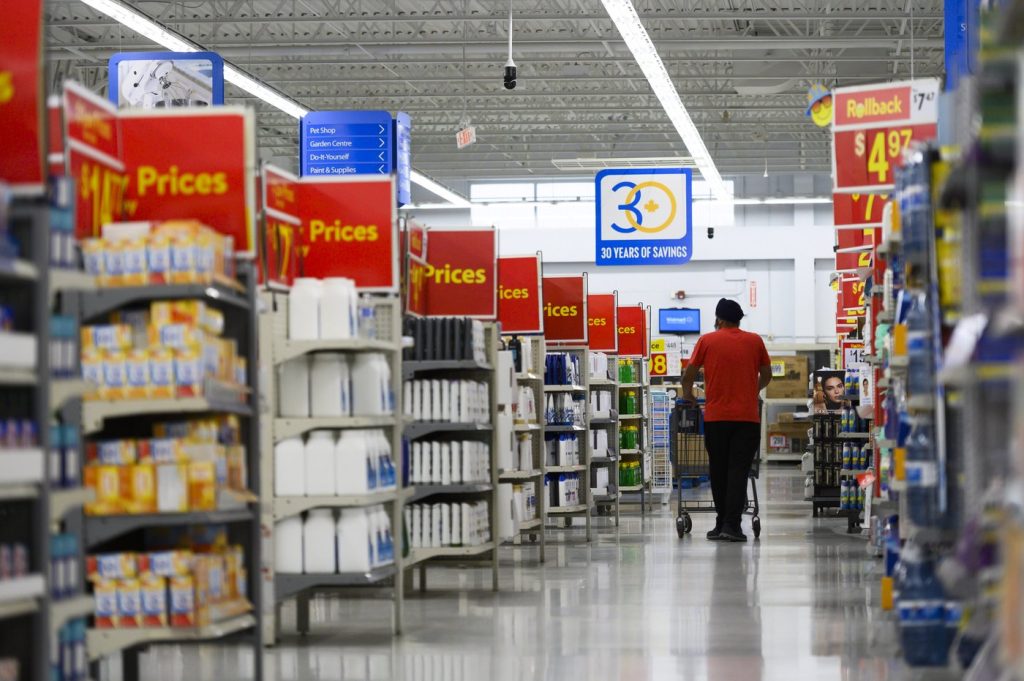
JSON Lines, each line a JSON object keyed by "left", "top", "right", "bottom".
{"left": 134, "top": 468, "right": 908, "bottom": 681}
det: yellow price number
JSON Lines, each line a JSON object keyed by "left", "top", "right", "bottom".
{"left": 0, "top": 71, "right": 13, "bottom": 105}
{"left": 270, "top": 221, "right": 295, "bottom": 281}
{"left": 854, "top": 129, "right": 913, "bottom": 184}
{"left": 78, "top": 160, "right": 127, "bottom": 237}
{"left": 649, "top": 352, "right": 668, "bottom": 377}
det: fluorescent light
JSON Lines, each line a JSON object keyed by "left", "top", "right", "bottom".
{"left": 600, "top": 0, "right": 730, "bottom": 201}
{"left": 409, "top": 171, "right": 471, "bottom": 207}
{"left": 718, "top": 197, "right": 832, "bottom": 205}
{"left": 399, "top": 203, "right": 464, "bottom": 210}
{"left": 78, "top": 0, "right": 473, "bottom": 208}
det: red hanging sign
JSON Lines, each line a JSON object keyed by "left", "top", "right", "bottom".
{"left": 0, "top": 0, "right": 45, "bottom": 191}
{"left": 407, "top": 219, "right": 427, "bottom": 260}
{"left": 543, "top": 275, "right": 587, "bottom": 343}
{"left": 406, "top": 255, "right": 428, "bottom": 317}
{"left": 841, "top": 277, "right": 867, "bottom": 313}
{"left": 262, "top": 165, "right": 300, "bottom": 287}
{"left": 833, "top": 192, "right": 888, "bottom": 229}
{"left": 297, "top": 176, "right": 398, "bottom": 290}
{"left": 423, "top": 227, "right": 497, "bottom": 317}
{"left": 497, "top": 255, "right": 543, "bottom": 334}
{"left": 587, "top": 293, "right": 618, "bottom": 352}
{"left": 617, "top": 305, "right": 647, "bottom": 357}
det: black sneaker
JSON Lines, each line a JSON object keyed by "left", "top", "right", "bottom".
{"left": 720, "top": 525, "right": 748, "bottom": 542}
{"left": 706, "top": 526, "right": 724, "bottom": 540}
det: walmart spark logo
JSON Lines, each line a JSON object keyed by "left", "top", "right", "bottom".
{"left": 596, "top": 168, "right": 692, "bottom": 267}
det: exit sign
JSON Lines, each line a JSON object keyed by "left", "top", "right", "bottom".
{"left": 456, "top": 126, "right": 476, "bottom": 149}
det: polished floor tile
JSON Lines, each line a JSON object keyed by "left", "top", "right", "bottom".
{"left": 136, "top": 468, "right": 911, "bottom": 681}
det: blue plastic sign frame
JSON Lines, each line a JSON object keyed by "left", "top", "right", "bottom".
{"left": 108, "top": 52, "right": 225, "bottom": 109}
{"left": 393, "top": 112, "right": 412, "bottom": 206}
{"left": 595, "top": 167, "right": 693, "bottom": 267}
{"left": 300, "top": 110, "right": 393, "bottom": 178}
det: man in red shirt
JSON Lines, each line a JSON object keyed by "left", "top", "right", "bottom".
{"left": 681, "top": 299, "right": 772, "bottom": 542}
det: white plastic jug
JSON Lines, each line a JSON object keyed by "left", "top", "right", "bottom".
{"left": 310, "top": 354, "right": 349, "bottom": 417}
{"left": 337, "top": 509, "right": 371, "bottom": 573}
{"left": 303, "top": 509, "right": 337, "bottom": 574}
{"left": 274, "top": 516, "right": 304, "bottom": 573}
{"left": 321, "top": 277, "right": 356, "bottom": 340}
{"left": 277, "top": 357, "right": 310, "bottom": 418}
{"left": 274, "top": 437, "right": 305, "bottom": 496}
{"left": 289, "top": 278, "right": 322, "bottom": 340}
{"left": 335, "top": 430, "right": 370, "bottom": 495}
{"left": 351, "top": 354, "right": 387, "bottom": 416}
{"left": 305, "top": 431, "right": 336, "bottom": 496}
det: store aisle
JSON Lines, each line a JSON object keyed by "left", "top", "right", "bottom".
{"left": 139, "top": 469, "right": 903, "bottom": 681}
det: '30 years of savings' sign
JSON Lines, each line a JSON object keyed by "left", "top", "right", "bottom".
{"left": 595, "top": 168, "right": 693, "bottom": 267}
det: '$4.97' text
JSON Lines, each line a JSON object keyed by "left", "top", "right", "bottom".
{"left": 853, "top": 128, "right": 913, "bottom": 184}
{"left": 78, "top": 161, "right": 134, "bottom": 237}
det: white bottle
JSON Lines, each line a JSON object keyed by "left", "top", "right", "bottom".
{"left": 518, "top": 435, "right": 532, "bottom": 471}
{"left": 289, "top": 278, "right": 322, "bottom": 340}
{"left": 303, "top": 510, "right": 337, "bottom": 574}
{"left": 274, "top": 437, "right": 306, "bottom": 496}
{"left": 274, "top": 517, "right": 304, "bottom": 574}
{"left": 304, "top": 431, "right": 336, "bottom": 496}
{"left": 351, "top": 354, "right": 386, "bottom": 416}
{"left": 277, "top": 357, "right": 310, "bottom": 418}
{"left": 335, "top": 430, "right": 370, "bottom": 495}
{"left": 310, "top": 354, "right": 348, "bottom": 417}
{"left": 320, "top": 277, "right": 356, "bottom": 340}
{"left": 337, "top": 509, "right": 371, "bottom": 573}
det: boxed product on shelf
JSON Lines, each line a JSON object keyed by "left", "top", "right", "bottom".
{"left": 767, "top": 422, "right": 810, "bottom": 453}
{"left": 546, "top": 472, "right": 582, "bottom": 507}
{"left": 544, "top": 432, "right": 581, "bottom": 467}
{"left": 88, "top": 540, "right": 250, "bottom": 629}
{"left": 766, "top": 355, "right": 810, "bottom": 398}
{"left": 83, "top": 415, "right": 248, "bottom": 516}
{"left": 402, "top": 378, "right": 489, "bottom": 424}
{"left": 405, "top": 500, "right": 490, "bottom": 549}
{"left": 80, "top": 298, "right": 245, "bottom": 402}
{"left": 273, "top": 505, "right": 394, "bottom": 574}
{"left": 403, "top": 317, "right": 487, "bottom": 363}
{"left": 408, "top": 439, "right": 490, "bottom": 485}
{"left": 81, "top": 220, "right": 235, "bottom": 288}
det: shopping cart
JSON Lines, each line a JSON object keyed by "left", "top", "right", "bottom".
{"left": 672, "top": 404, "right": 761, "bottom": 539}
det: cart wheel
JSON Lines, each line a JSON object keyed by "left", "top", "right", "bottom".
{"left": 675, "top": 514, "right": 686, "bottom": 538}
{"left": 683, "top": 514, "right": 693, "bottom": 534}
{"left": 752, "top": 516, "right": 761, "bottom": 539}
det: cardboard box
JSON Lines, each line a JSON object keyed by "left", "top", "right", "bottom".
{"left": 766, "top": 355, "right": 810, "bottom": 399}
{"left": 768, "top": 422, "right": 812, "bottom": 453}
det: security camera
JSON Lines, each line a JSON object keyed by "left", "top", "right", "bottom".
{"left": 707, "top": 227, "right": 715, "bottom": 239}
{"left": 504, "top": 59, "right": 517, "bottom": 90}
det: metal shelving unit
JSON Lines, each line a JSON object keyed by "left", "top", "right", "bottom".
{"left": 0, "top": 200, "right": 50, "bottom": 681}
{"left": 543, "top": 347, "right": 592, "bottom": 542}
{"left": 76, "top": 264, "right": 264, "bottom": 681}
{"left": 616, "top": 356, "right": 652, "bottom": 516}
{"left": 259, "top": 292, "right": 405, "bottom": 641}
{"left": 403, "top": 323, "right": 500, "bottom": 593}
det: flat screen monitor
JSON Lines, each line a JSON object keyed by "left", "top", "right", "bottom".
{"left": 658, "top": 308, "right": 701, "bottom": 335}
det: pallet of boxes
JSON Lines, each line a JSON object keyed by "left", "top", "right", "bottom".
{"left": 766, "top": 355, "right": 810, "bottom": 457}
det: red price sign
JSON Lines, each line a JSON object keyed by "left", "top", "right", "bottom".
{"left": 0, "top": 0, "right": 45, "bottom": 190}
{"left": 841, "top": 277, "right": 867, "bottom": 313}
{"left": 833, "top": 192, "right": 888, "bottom": 228}
{"left": 423, "top": 228, "right": 497, "bottom": 318}
{"left": 543, "top": 275, "right": 587, "bottom": 343}
{"left": 649, "top": 352, "right": 668, "bottom": 377}
{"left": 406, "top": 255, "right": 428, "bottom": 316}
{"left": 834, "top": 124, "right": 936, "bottom": 191}
{"left": 262, "top": 165, "right": 299, "bottom": 287}
{"left": 497, "top": 255, "right": 543, "bottom": 334}
{"left": 617, "top": 305, "right": 648, "bottom": 358}
{"left": 587, "top": 293, "right": 618, "bottom": 352}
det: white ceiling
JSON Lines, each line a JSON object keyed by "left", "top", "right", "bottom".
{"left": 44, "top": 0, "right": 945, "bottom": 193}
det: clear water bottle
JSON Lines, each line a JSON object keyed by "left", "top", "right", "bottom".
{"left": 905, "top": 419, "right": 940, "bottom": 527}
{"left": 896, "top": 543, "right": 952, "bottom": 667}
{"left": 358, "top": 294, "right": 377, "bottom": 340}
{"left": 905, "top": 293, "right": 934, "bottom": 397}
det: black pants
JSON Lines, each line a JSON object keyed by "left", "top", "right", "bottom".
{"left": 703, "top": 421, "right": 760, "bottom": 528}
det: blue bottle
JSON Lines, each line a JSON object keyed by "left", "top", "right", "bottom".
{"left": 906, "top": 293, "right": 935, "bottom": 398}
{"left": 897, "top": 543, "right": 952, "bottom": 667}
{"left": 905, "top": 419, "right": 940, "bottom": 528}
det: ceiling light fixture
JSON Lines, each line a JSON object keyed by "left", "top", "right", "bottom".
{"left": 599, "top": 0, "right": 730, "bottom": 201}
{"left": 77, "top": 0, "right": 472, "bottom": 207}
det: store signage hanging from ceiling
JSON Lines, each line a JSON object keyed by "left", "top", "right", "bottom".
{"left": 406, "top": 219, "right": 427, "bottom": 260}
{"left": 616, "top": 305, "right": 649, "bottom": 358}
{"left": 840, "top": 276, "right": 867, "bottom": 315}
{"left": 394, "top": 112, "right": 412, "bottom": 206}
{"left": 107, "top": 52, "right": 225, "bottom": 109}
{"left": 0, "top": 0, "right": 45, "bottom": 192}
{"left": 805, "top": 84, "right": 833, "bottom": 128}
{"left": 422, "top": 227, "right": 497, "bottom": 318}
{"left": 299, "top": 110, "right": 393, "bottom": 177}
{"left": 832, "top": 78, "right": 940, "bottom": 193}
{"left": 497, "top": 255, "right": 544, "bottom": 334}
{"left": 543, "top": 275, "right": 588, "bottom": 343}
{"left": 261, "top": 165, "right": 300, "bottom": 288}
{"left": 587, "top": 293, "right": 618, "bottom": 352}
{"left": 296, "top": 176, "right": 398, "bottom": 291}
{"left": 595, "top": 168, "right": 693, "bottom": 266}
{"left": 456, "top": 126, "right": 477, "bottom": 149}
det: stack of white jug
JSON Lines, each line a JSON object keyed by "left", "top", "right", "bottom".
{"left": 274, "top": 504, "right": 393, "bottom": 574}
{"left": 289, "top": 277, "right": 358, "bottom": 341}
{"left": 274, "top": 429, "right": 396, "bottom": 497}
{"left": 278, "top": 352, "right": 392, "bottom": 418}
{"left": 514, "top": 386, "right": 537, "bottom": 424}
{"left": 589, "top": 351, "right": 610, "bottom": 381}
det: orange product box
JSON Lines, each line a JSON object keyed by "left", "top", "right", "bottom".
{"left": 120, "top": 464, "right": 157, "bottom": 514}
{"left": 148, "top": 437, "right": 185, "bottom": 464}
{"left": 87, "top": 552, "right": 137, "bottom": 582}
{"left": 188, "top": 461, "right": 217, "bottom": 511}
{"left": 156, "top": 464, "right": 189, "bottom": 513}
{"left": 139, "top": 550, "right": 193, "bottom": 578}
{"left": 148, "top": 348, "right": 176, "bottom": 399}
{"left": 84, "top": 464, "right": 123, "bottom": 516}
{"left": 169, "top": 575, "right": 196, "bottom": 628}
{"left": 99, "top": 350, "right": 127, "bottom": 401}
{"left": 81, "top": 348, "right": 104, "bottom": 400}
{"left": 125, "top": 349, "right": 151, "bottom": 400}
{"left": 195, "top": 229, "right": 216, "bottom": 283}
{"left": 123, "top": 238, "right": 149, "bottom": 286}
{"left": 147, "top": 232, "right": 172, "bottom": 285}
{"left": 93, "top": 438, "right": 136, "bottom": 466}
{"left": 174, "top": 346, "right": 204, "bottom": 398}
{"left": 191, "top": 557, "right": 212, "bottom": 627}
{"left": 81, "top": 324, "right": 133, "bottom": 352}
{"left": 150, "top": 322, "right": 202, "bottom": 351}
{"left": 93, "top": 578, "right": 118, "bottom": 628}
{"left": 206, "top": 554, "right": 226, "bottom": 604}
{"left": 139, "top": 574, "right": 168, "bottom": 627}
{"left": 167, "top": 231, "right": 198, "bottom": 284}
{"left": 117, "top": 578, "right": 143, "bottom": 628}
{"left": 226, "top": 445, "right": 246, "bottom": 491}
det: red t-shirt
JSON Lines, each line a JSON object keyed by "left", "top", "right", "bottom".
{"left": 689, "top": 327, "right": 770, "bottom": 423}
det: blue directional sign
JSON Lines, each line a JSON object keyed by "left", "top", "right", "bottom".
{"left": 393, "top": 112, "right": 412, "bottom": 206}
{"left": 300, "top": 111, "right": 393, "bottom": 177}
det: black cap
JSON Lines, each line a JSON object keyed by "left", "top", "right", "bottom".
{"left": 715, "top": 298, "right": 744, "bottom": 324}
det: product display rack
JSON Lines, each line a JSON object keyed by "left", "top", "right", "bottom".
{"left": 258, "top": 292, "right": 405, "bottom": 641}
{"left": 500, "top": 335, "right": 546, "bottom": 562}
{"left": 76, "top": 263, "right": 263, "bottom": 681}
{"left": 403, "top": 323, "right": 500, "bottom": 592}
{"left": 616, "top": 356, "right": 651, "bottom": 516}
{"left": 543, "top": 347, "right": 592, "bottom": 542}
{"left": 589, "top": 366, "right": 620, "bottom": 526}
{"left": 0, "top": 199, "right": 51, "bottom": 681}
{"left": 760, "top": 398, "right": 811, "bottom": 463}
